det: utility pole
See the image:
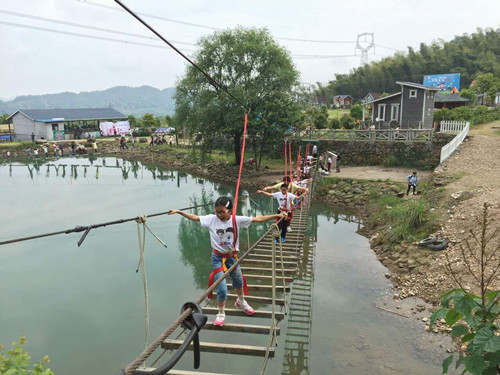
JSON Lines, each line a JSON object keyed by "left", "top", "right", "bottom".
{"left": 355, "top": 33, "right": 375, "bottom": 66}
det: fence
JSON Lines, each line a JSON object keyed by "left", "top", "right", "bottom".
{"left": 439, "top": 121, "right": 468, "bottom": 134}
{"left": 294, "top": 128, "right": 433, "bottom": 143}
{"left": 440, "top": 121, "right": 470, "bottom": 163}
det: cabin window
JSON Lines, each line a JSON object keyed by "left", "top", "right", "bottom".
{"left": 409, "top": 89, "right": 417, "bottom": 98}
{"left": 377, "top": 104, "right": 386, "bottom": 121}
{"left": 390, "top": 104, "right": 400, "bottom": 121}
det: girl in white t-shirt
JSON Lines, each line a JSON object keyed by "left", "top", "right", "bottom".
{"left": 169, "top": 196, "right": 284, "bottom": 327}
{"left": 258, "top": 184, "right": 302, "bottom": 243}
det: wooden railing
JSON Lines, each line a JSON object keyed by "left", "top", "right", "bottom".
{"left": 293, "top": 128, "right": 434, "bottom": 143}
{"left": 439, "top": 121, "right": 468, "bottom": 134}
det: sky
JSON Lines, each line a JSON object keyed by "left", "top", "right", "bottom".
{"left": 0, "top": 0, "right": 499, "bottom": 100}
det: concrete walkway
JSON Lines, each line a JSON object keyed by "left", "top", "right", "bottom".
{"left": 322, "top": 166, "right": 433, "bottom": 183}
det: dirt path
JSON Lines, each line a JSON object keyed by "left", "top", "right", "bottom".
{"left": 323, "top": 166, "right": 432, "bottom": 183}
{"left": 409, "top": 120, "right": 500, "bottom": 301}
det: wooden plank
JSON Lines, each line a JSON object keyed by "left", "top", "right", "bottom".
{"left": 137, "top": 369, "right": 234, "bottom": 375}
{"left": 228, "top": 284, "right": 291, "bottom": 292}
{"left": 240, "top": 267, "right": 296, "bottom": 274}
{"left": 243, "top": 259, "right": 297, "bottom": 266}
{"left": 243, "top": 274, "right": 293, "bottom": 282}
{"left": 204, "top": 322, "right": 280, "bottom": 335}
{"left": 246, "top": 254, "right": 298, "bottom": 261}
{"left": 227, "top": 294, "right": 285, "bottom": 305}
{"left": 161, "top": 340, "right": 275, "bottom": 358}
{"left": 202, "top": 307, "right": 284, "bottom": 320}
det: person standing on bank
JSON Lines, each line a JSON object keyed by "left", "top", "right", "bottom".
{"left": 312, "top": 144, "right": 318, "bottom": 158}
{"left": 168, "top": 197, "right": 286, "bottom": 327}
{"left": 31, "top": 132, "right": 35, "bottom": 144}
{"left": 407, "top": 171, "right": 418, "bottom": 196}
{"left": 336, "top": 153, "right": 341, "bottom": 173}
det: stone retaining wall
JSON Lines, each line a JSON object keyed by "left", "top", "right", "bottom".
{"left": 317, "top": 133, "right": 454, "bottom": 170}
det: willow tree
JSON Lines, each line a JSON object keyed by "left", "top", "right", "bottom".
{"left": 175, "top": 27, "right": 300, "bottom": 167}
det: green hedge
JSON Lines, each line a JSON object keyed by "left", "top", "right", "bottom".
{"left": 434, "top": 106, "right": 500, "bottom": 126}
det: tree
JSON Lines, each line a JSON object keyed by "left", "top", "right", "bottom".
{"left": 141, "top": 113, "right": 156, "bottom": 128}
{"left": 459, "top": 88, "right": 476, "bottom": 104}
{"left": 127, "top": 115, "right": 138, "bottom": 127}
{"left": 0, "top": 113, "right": 9, "bottom": 124}
{"left": 350, "top": 104, "right": 363, "bottom": 120}
{"left": 175, "top": 27, "right": 300, "bottom": 166}
{"left": 165, "top": 115, "right": 172, "bottom": 125}
{"left": 472, "top": 73, "right": 500, "bottom": 103}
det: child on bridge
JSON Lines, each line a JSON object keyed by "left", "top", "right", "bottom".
{"left": 258, "top": 184, "right": 303, "bottom": 243}
{"left": 169, "top": 196, "right": 285, "bottom": 327}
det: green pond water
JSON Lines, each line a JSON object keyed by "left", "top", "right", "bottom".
{"left": 0, "top": 157, "right": 448, "bottom": 374}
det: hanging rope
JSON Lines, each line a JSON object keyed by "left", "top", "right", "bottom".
{"left": 288, "top": 141, "right": 292, "bottom": 183}
{"left": 135, "top": 215, "right": 150, "bottom": 358}
{"left": 232, "top": 113, "right": 249, "bottom": 248}
{"left": 284, "top": 140, "right": 288, "bottom": 182}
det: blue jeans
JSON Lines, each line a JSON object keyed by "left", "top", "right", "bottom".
{"left": 211, "top": 252, "right": 243, "bottom": 301}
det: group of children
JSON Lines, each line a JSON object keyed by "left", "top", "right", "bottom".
{"left": 168, "top": 166, "right": 312, "bottom": 327}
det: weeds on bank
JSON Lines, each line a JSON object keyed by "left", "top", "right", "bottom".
{"left": 369, "top": 185, "right": 438, "bottom": 243}
{"left": 0, "top": 336, "right": 54, "bottom": 374}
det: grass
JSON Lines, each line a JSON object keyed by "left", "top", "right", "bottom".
{"left": 368, "top": 185, "right": 439, "bottom": 243}
{"left": 327, "top": 109, "right": 350, "bottom": 120}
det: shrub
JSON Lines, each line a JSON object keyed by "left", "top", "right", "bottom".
{"left": 450, "top": 106, "right": 474, "bottom": 123}
{"left": 0, "top": 336, "right": 54, "bottom": 374}
{"left": 350, "top": 104, "right": 363, "bottom": 120}
{"left": 382, "top": 155, "right": 398, "bottom": 167}
{"left": 329, "top": 118, "right": 341, "bottom": 129}
{"left": 340, "top": 114, "right": 355, "bottom": 129}
{"left": 137, "top": 128, "right": 151, "bottom": 137}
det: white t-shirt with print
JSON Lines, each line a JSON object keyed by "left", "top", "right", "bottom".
{"left": 200, "top": 214, "right": 252, "bottom": 254}
{"left": 271, "top": 192, "right": 297, "bottom": 211}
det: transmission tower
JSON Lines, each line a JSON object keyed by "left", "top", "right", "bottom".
{"left": 355, "top": 33, "right": 375, "bottom": 66}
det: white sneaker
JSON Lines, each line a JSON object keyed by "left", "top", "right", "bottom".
{"left": 235, "top": 299, "right": 255, "bottom": 315}
{"left": 287, "top": 226, "right": 292, "bottom": 232}
{"left": 214, "top": 313, "right": 225, "bottom": 326}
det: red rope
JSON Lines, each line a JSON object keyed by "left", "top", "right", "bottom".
{"left": 284, "top": 140, "right": 288, "bottom": 183}
{"left": 288, "top": 141, "right": 292, "bottom": 183}
{"left": 232, "top": 113, "right": 248, "bottom": 248}
{"left": 296, "top": 146, "right": 301, "bottom": 176}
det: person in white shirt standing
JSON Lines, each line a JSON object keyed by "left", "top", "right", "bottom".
{"left": 312, "top": 144, "right": 318, "bottom": 158}
{"left": 169, "top": 196, "right": 285, "bottom": 327}
{"left": 258, "top": 184, "right": 302, "bottom": 243}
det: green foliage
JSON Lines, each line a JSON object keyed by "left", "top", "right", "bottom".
{"left": 306, "top": 105, "right": 329, "bottom": 129}
{"left": 0, "top": 336, "right": 54, "bottom": 374}
{"left": 349, "top": 104, "right": 363, "bottom": 120}
{"left": 137, "top": 128, "right": 151, "bottom": 137}
{"left": 382, "top": 155, "right": 398, "bottom": 167}
{"left": 430, "top": 204, "right": 500, "bottom": 375}
{"left": 320, "top": 28, "right": 500, "bottom": 99}
{"left": 175, "top": 27, "right": 300, "bottom": 167}
{"left": 0, "top": 113, "right": 9, "bottom": 124}
{"left": 127, "top": 115, "right": 138, "bottom": 127}
{"left": 369, "top": 190, "right": 437, "bottom": 243}
{"left": 459, "top": 88, "right": 477, "bottom": 103}
{"left": 329, "top": 118, "right": 341, "bottom": 129}
{"left": 437, "top": 105, "right": 500, "bottom": 126}
{"left": 340, "top": 114, "right": 354, "bottom": 129}
{"left": 141, "top": 113, "right": 156, "bottom": 128}
{"left": 472, "top": 73, "right": 500, "bottom": 103}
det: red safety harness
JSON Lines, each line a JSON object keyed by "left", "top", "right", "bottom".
{"left": 208, "top": 249, "right": 249, "bottom": 299}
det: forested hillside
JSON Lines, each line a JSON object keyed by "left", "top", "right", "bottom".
{"left": 323, "top": 28, "right": 500, "bottom": 100}
{"left": 0, "top": 86, "right": 175, "bottom": 117}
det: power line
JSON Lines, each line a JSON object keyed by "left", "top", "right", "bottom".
{"left": 0, "top": 9, "right": 198, "bottom": 46}
{"left": 0, "top": 16, "right": 371, "bottom": 60}
{"left": 0, "top": 20, "right": 196, "bottom": 53}
{"left": 375, "top": 43, "right": 399, "bottom": 51}
{"left": 113, "top": 0, "right": 250, "bottom": 112}
{"left": 77, "top": 0, "right": 359, "bottom": 45}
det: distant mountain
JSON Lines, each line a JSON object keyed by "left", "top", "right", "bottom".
{"left": 0, "top": 85, "right": 176, "bottom": 117}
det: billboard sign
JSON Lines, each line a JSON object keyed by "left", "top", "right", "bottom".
{"left": 423, "top": 73, "right": 460, "bottom": 91}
